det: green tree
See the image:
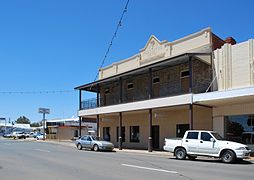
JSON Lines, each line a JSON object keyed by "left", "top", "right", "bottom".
{"left": 30, "top": 122, "right": 41, "bottom": 127}
{"left": 15, "top": 116, "right": 30, "bottom": 124}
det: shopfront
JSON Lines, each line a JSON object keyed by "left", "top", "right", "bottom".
{"left": 225, "top": 114, "right": 254, "bottom": 145}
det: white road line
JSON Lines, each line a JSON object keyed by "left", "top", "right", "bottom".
{"left": 34, "top": 149, "right": 50, "bottom": 153}
{"left": 121, "top": 164, "right": 178, "bottom": 174}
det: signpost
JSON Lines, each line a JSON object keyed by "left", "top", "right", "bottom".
{"left": 38, "top": 108, "right": 50, "bottom": 141}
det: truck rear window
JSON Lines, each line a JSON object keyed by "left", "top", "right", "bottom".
{"left": 186, "top": 132, "right": 198, "bottom": 139}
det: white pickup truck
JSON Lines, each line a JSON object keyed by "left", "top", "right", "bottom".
{"left": 163, "top": 130, "right": 251, "bottom": 163}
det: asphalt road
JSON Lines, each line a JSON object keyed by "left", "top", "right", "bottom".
{"left": 0, "top": 138, "right": 253, "bottom": 180}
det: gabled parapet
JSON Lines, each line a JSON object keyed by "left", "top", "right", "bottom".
{"left": 99, "top": 28, "right": 213, "bottom": 80}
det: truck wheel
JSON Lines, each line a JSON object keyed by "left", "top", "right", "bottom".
{"left": 175, "top": 147, "right": 186, "bottom": 160}
{"left": 221, "top": 150, "right": 236, "bottom": 163}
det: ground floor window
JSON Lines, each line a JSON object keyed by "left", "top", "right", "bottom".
{"left": 116, "top": 127, "right": 125, "bottom": 142}
{"left": 103, "top": 127, "right": 110, "bottom": 141}
{"left": 130, "top": 126, "right": 139, "bottom": 142}
{"left": 176, "top": 124, "right": 189, "bottom": 138}
{"left": 225, "top": 114, "right": 254, "bottom": 144}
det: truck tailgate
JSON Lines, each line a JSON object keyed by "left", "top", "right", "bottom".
{"left": 163, "top": 138, "right": 182, "bottom": 152}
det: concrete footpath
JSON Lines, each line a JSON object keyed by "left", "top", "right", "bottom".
{"left": 42, "top": 139, "right": 172, "bottom": 157}
{"left": 40, "top": 139, "right": 254, "bottom": 161}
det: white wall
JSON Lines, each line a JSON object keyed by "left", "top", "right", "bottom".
{"left": 214, "top": 39, "right": 254, "bottom": 91}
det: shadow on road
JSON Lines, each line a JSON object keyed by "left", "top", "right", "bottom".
{"left": 169, "top": 157, "right": 253, "bottom": 165}
{"left": 77, "top": 148, "right": 116, "bottom": 153}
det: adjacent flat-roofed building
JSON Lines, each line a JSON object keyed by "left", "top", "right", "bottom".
{"left": 75, "top": 27, "right": 254, "bottom": 151}
{"left": 46, "top": 118, "right": 96, "bottom": 140}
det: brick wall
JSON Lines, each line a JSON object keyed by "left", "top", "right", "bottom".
{"left": 99, "top": 59, "right": 212, "bottom": 106}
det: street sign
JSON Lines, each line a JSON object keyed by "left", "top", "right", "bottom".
{"left": 38, "top": 108, "right": 50, "bottom": 114}
{"left": 38, "top": 108, "right": 50, "bottom": 141}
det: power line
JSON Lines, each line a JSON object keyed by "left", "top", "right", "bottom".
{"left": 0, "top": 90, "right": 76, "bottom": 94}
{"left": 93, "top": 0, "right": 130, "bottom": 82}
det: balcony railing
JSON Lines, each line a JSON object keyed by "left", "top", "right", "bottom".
{"left": 81, "top": 98, "right": 98, "bottom": 110}
{"left": 81, "top": 81, "right": 211, "bottom": 110}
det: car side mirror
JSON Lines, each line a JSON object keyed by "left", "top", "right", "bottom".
{"left": 210, "top": 138, "right": 215, "bottom": 142}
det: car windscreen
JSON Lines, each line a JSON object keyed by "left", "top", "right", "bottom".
{"left": 91, "top": 136, "right": 103, "bottom": 141}
{"left": 211, "top": 132, "right": 224, "bottom": 140}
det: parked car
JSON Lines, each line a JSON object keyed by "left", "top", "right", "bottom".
{"left": 75, "top": 135, "right": 114, "bottom": 151}
{"left": 12, "top": 131, "right": 26, "bottom": 139}
{"left": 33, "top": 132, "right": 42, "bottom": 138}
{"left": 3, "top": 133, "right": 13, "bottom": 138}
{"left": 163, "top": 130, "right": 251, "bottom": 163}
{"left": 36, "top": 133, "right": 46, "bottom": 140}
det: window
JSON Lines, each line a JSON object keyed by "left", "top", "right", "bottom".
{"left": 81, "top": 136, "right": 87, "bottom": 140}
{"left": 225, "top": 115, "right": 254, "bottom": 144}
{"left": 181, "top": 70, "right": 190, "bottom": 78}
{"left": 116, "top": 127, "right": 125, "bottom": 142}
{"left": 180, "top": 70, "right": 190, "bottom": 93}
{"left": 153, "top": 77, "right": 160, "bottom": 84}
{"left": 186, "top": 132, "right": 198, "bottom": 139}
{"left": 104, "top": 88, "right": 110, "bottom": 95}
{"left": 201, "top": 132, "right": 212, "bottom": 141}
{"left": 103, "top": 127, "right": 110, "bottom": 141}
{"left": 176, "top": 124, "right": 189, "bottom": 138}
{"left": 127, "top": 83, "right": 134, "bottom": 89}
{"left": 130, "top": 126, "right": 139, "bottom": 142}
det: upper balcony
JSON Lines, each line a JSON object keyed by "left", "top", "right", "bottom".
{"left": 76, "top": 53, "right": 213, "bottom": 111}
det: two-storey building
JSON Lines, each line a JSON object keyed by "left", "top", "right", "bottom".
{"left": 75, "top": 27, "right": 254, "bottom": 151}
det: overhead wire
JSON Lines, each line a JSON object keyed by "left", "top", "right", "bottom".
{"left": 1, "top": 1, "right": 131, "bottom": 95}
{"left": 0, "top": 90, "right": 75, "bottom": 94}
{"left": 93, "top": 0, "right": 130, "bottom": 83}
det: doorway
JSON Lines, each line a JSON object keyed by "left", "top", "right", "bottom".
{"left": 152, "top": 125, "right": 159, "bottom": 149}
{"left": 176, "top": 124, "right": 189, "bottom": 138}
{"left": 103, "top": 127, "right": 110, "bottom": 141}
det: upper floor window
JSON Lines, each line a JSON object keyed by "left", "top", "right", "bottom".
{"left": 104, "top": 88, "right": 110, "bottom": 95}
{"left": 180, "top": 70, "right": 190, "bottom": 93}
{"left": 153, "top": 77, "right": 160, "bottom": 84}
{"left": 127, "top": 83, "right": 134, "bottom": 90}
{"left": 181, "top": 70, "right": 190, "bottom": 78}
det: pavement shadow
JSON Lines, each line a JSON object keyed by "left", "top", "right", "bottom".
{"left": 169, "top": 157, "right": 253, "bottom": 165}
{"left": 79, "top": 148, "right": 116, "bottom": 153}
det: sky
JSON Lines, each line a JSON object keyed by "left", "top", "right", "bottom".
{"left": 0, "top": 0, "right": 254, "bottom": 123}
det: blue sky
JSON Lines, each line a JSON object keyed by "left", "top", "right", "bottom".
{"left": 0, "top": 0, "right": 253, "bottom": 123}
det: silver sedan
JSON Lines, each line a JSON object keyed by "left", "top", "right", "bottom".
{"left": 75, "top": 135, "right": 114, "bottom": 151}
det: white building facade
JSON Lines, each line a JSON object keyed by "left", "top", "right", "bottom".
{"left": 75, "top": 28, "right": 254, "bottom": 151}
